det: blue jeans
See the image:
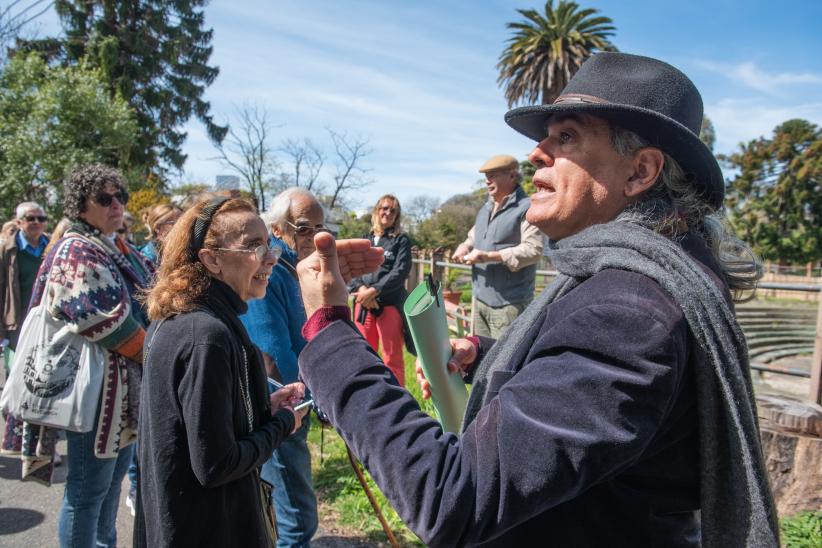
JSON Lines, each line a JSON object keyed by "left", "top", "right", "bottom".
{"left": 261, "top": 416, "right": 318, "bottom": 547}
{"left": 58, "top": 430, "right": 134, "bottom": 548}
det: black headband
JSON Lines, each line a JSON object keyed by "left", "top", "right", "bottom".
{"left": 189, "top": 197, "right": 230, "bottom": 261}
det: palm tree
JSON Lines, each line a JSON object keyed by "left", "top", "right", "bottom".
{"left": 497, "top": 0, "right": 617, "bottom": 107}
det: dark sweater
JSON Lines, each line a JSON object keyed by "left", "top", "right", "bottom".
{"left": 136, "top": 280, "right": 294, "bottom": 548}
{"left": 299, "top": 236, "right": 723, "bottom": 547}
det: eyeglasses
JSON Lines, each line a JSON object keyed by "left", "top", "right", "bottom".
{"left": 379, "top": 206, "right": 396, "bottom": 213}
{"left": 286, "top": 220, "right": 329, "bottom": 237}
{"left": 212, "top": 243, "right": 282, "bottom": 262}
{"left": 94, "top": 190, "right": 129, "bottom": 207}
{"left": 22, "top": 215, "right": 47, "bottom": 223}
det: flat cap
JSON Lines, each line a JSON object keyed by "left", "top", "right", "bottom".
{"left": 478, "top": 154, "right": 519, "bottom": 173}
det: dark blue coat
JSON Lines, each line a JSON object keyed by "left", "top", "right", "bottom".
{"left": 299, "top": 235, "right": 724, "bottom": 547}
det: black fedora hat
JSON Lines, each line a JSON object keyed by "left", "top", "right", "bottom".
{"left": 505, "top": 52, "right": 724, "bottom": 209}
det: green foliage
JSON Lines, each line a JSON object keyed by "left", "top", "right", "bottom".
{"left": 723, "top": 119, "right": 822, "bottom": 265}
{"left": 780, "top": 511, "right": 822, "bottom": 547}
{"left": 337, "top": 211, "right": 372, "bottom": 239}
{"left": 411, "top": 191, "right": 485, "bottom": 250}
{"left": 21, "top": 0, "right": 226, "bottom": 178}
{"left": 519, "top": 158, "right": 537, "bottom": 195}
{"left": 497, "top": 0, "right": 617, "bottom": 107}
{"left": 0, "top": 53, "right": 138, "bottom": 221}
{"left": 700, "top": 115, "right": 716, "bottom": 151}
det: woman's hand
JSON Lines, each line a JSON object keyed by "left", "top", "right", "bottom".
{"left": 269, "top": 383, "right": 305, "bottom": 411}
{"left": 415, "top": 338, "right": 478, "bottom": 400}
{"left": 298, "top": 233, "right": 384, "bottom": 319}
{"left": 356, "top": 286, "right": 380, "bottom": 309}
{"left": 269, "top": 383, "right": 310, "bottom": 434}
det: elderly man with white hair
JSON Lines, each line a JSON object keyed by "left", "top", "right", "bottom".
{"left": 1, "top": 201, "right": 49, "bottom": 453}
{"left": 240, "top": 187, "right": 326, "bottom": 547}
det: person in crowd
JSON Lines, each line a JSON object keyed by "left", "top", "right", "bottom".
{"left": 241, "top": 187, "right": 326, "bottom": 547}
{"left": 294, "top": 53, "right": 778, "bottom": 547}
{"left": 20, "top": 165, "right": 153, "bottom": 547}
{"left": 452, "top": 155, "right": 543, "bottom": 338}
{"left": 1, "top": 220, "right": 18, "bottom": 245}
{"left": 140, "top": 203, "right": 183, "bottom": 265}
{"left": 0, "top": 202, "right": 50, "bottom": 454}
{"left": 43, "top": 217, "right": 72, "bottom": 257}
{"left": 135, "top": 197, "right": 310, "bottom": 548}
{"left": 348, "top": 195, "right": 412, "bottom": 386}
{"left": 118, "top": 211, "right": 136, "bottom": 243}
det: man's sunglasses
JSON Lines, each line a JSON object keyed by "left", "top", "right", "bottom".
{"left": 286, "top": 220, "right": 330, "bottom": 237}
{"left": 212, "top": 243, "right": 283, "bottom": 262}
{"left": 94, "top": 190, "right": 129, "bottom": 207}
{"left": 23, "top": 215, "right": 47, "bottom": 223}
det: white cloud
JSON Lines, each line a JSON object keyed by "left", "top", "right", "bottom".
{"left": 697, "top": 60, "right": 822, "bottom": 95}
{"left": 706, "top": 97, "right": 822, "bottom": 153}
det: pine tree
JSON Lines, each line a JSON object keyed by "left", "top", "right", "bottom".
{"left": 724, "top": 119, "right": 822, "bottom": 265}
{"left": 22, "top": 0, "right": 226, "bottom": 181}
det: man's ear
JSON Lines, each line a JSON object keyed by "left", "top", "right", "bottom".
{"left": 198, "top": 248, "right": 221, "bottom": 276}
{"left": 625, "top": 147, "right": 665, "bottom": 198}
{"left": 271, "top": 223, "right": 284, "bottom": 240}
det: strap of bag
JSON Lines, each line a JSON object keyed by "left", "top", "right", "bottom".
{"left": 143, "top": 318, "right": 167, "bottom": 367}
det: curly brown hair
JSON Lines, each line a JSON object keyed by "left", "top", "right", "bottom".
{"left": 63, "top": 164, "right": 128, "bottom": 221}
{"left": 145, "top": 198, "right": 257, "bottom": 320}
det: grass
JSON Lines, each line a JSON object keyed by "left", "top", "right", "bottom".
{"left": 307, "top": 349, "right": 430, "bottom": 546}
{"left": 781, "top": 511, "right": 822, "bottom": 547}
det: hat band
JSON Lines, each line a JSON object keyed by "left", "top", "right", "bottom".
{"left": 554, "top": 93, "right": 609, "bottom": 105}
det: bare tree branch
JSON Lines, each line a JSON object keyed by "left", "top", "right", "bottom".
{"left": 327, "top": 128, "right": 372, "bottom": 210}
{"left": 211, "top": 103, "right": 281, "bottom": 210}
{"left": 280, "top": 138, "right": 325, "bottom": 193}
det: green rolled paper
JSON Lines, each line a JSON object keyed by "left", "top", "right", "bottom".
{"left": 403, "top": 281, "right": 469, "bottom": 433}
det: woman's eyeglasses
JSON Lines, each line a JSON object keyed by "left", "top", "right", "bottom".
{"left": 23, "top": 215, "right": 47, "bottom": 223}
{"left": 94, "top": 190, "right": 129, "bottom": 207}
{"left": 286, "top": 221, "right": 329, "bottom": 237}
{"left": 212, "top": 243, "right": 282, "bottom": 262}
{"left": 379, "top": 206, "right": 397, "bottom": 213}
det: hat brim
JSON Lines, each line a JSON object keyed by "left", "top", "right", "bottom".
{"left": 505, "top": 103, "right": 724, "bottom": 209}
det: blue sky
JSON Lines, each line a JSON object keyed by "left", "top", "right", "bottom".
{"left": 32, "top": 0, "right": 822, "bottom": 210}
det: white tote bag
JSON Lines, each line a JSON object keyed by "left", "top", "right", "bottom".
{"left": 0, "top": 280, "right": 105, "bottom": 432}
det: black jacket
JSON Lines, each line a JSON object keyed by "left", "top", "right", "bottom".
{"left": 348, "top": 228, "right": 412, "bottom": 308}
{"left": 135, "top": 280, "right": 294, "bottom": 548}
{"left": 300, "top": 235, "right": 724, "bottom": 547}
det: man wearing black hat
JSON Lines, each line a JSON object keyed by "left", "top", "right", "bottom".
{"left": 452, "top": 154, "right": 543, "bottom": 338}
{"left": 295, "top": 53, "right": 779, "bottom": 547}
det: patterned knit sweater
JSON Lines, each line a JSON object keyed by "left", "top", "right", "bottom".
{"left": 28, "top": 234, "right": 147, "bottom": 458}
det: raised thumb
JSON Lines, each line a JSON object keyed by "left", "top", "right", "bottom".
{"left": 313, "top": 231, "right": 338, "bottom": 273}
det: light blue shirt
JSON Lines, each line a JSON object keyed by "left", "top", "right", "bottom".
{"left": 16, "top": 230, "right": 48, "bottom": 258}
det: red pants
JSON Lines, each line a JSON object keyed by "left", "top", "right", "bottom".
{"left": 354, "top": 303, "right": 406, "bottom": 386}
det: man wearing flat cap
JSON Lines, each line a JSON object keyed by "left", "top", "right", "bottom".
{"left": 452, "top": 154, "right": 543, "bottom": 338}
{"left": 295, "top": 53, "right": 778, "bottom": 547}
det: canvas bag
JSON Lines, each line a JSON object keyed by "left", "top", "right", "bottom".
{"left": 0, "top": 275, "right": 105, "bottom": 432}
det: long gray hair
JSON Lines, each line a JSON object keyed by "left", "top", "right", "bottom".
{"left": 610, "top": 125, "right": 761, "bottom": 301}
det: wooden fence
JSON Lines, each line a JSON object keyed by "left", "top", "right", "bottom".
{"left": 408, "top": 250, "right": 822, "bottom": 405}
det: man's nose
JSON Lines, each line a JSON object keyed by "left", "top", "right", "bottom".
{"left": 528, "top": 139, "right": 555, "bottom": 168}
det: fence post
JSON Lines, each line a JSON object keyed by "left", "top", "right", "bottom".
{"left": 407, "top": 250, "right": 420, "bottom": 292}
{"left": 810, "top": 298, "right": 822, "bottom": 405}
{"left": 431, "top": 249, "right": 445, "bottom": 284}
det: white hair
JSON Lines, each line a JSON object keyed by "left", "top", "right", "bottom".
{"left": 16, "top": 201, "right": 43, "bottom": 219}
{"left": 263, "top": 187, "right": 323, "bottom": 231}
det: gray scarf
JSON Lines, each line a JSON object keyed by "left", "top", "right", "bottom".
{"left": 462, "top": 222, "right": 778, "bottom": 548}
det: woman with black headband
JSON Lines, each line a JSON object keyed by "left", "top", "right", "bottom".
{"left": 135, "top": 197, "right": 308, "bottom": 547}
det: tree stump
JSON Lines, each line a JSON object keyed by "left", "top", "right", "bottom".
{"left": 756, "top": 394, "right": 822, "bottom": 516}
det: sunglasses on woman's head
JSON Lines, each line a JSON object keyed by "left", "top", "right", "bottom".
{"left": 23, "top": 215, "right": 47, "bottom": 223}
{"left": 94, "top": 190, "right": 129, "bottom": 207}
